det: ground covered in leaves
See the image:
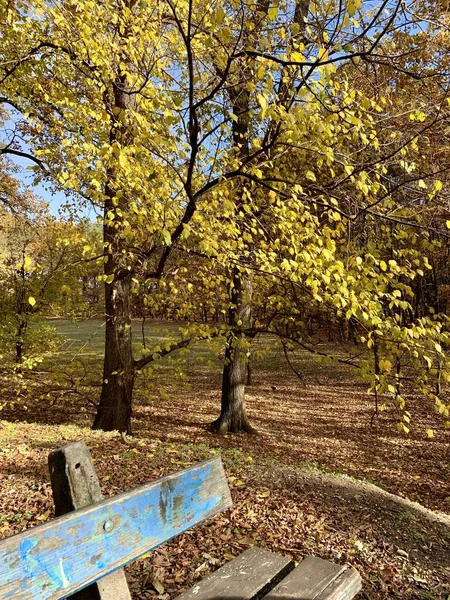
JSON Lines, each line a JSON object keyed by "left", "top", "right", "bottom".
{"left": 1, "top": 338, "right": 450, "bottom": 599}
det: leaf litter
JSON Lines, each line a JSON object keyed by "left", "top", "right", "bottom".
{"left": 0, "top": 356, "right": 449, "bottom": 599}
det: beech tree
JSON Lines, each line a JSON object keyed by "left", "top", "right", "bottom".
{"left": 198, "top": 0, "right": 450, "bottom": 431}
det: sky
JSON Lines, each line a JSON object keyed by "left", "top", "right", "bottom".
{"left": 1, "top": 113, "right": 72, "bottom": 215}
{"left": 1, "top": 113, "right": 101, "bottom": 219}
{"left": 11, "top": 154, "right": 70, "bottom": 215}
{"left": 1, "top": 133, "right": 100, "bottom": 220}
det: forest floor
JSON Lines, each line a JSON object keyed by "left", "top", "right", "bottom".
{"left": 0, "top": 319, "right": 449, "bottom": 599}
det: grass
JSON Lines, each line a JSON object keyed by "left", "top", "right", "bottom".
{"left": 47, "top": 317, "right": 354, "bottom": 379}
{"left": 50, "top": 318, "right": 183, "bottom": 359}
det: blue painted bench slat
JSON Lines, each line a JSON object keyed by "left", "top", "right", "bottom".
{"left": 0, "top": 457, "right": 231, "bottom": 600}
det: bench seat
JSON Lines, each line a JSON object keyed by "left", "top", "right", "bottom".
{"left": 176, "top": 547, "right": 362, "bottom": 600}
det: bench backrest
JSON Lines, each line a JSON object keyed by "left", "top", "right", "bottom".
{"left": 0, "top": 456, "right": 231, "bottom": 600}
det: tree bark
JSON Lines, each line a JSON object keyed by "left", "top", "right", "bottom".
{"left": 15, "top": 319, "right": 27, "bottom": 363}
{"left": 212, "top": 272, "right": 255, "bottom": 434}
{"left": 216, "top": 278, "right": 254, "bottom": 433}
{"left": 211, "top": 335, "right": 255, "bottom": 433}
{"left": 92, "top": 70, "right": 136, "bottom": 434}
{"left": 213, "top": 55, "right": 255, "bottom": 433}
{"left": 92, "top": 257, "right": 135, "bottom": 434}
{"left": 214, "top": 0, "right": 310, "bottom": 433}
{"left": 246, "top": 360, "right": 252, "bottom": 386}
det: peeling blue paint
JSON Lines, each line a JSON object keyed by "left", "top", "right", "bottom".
{"left": 0, "top": 458, "right": 231, "bottom": 600}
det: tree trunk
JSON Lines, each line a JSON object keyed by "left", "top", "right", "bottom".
{"left": 92, "top": 262, "right": 135, "bottom": 434}
{"left": 15, "top": 319, "right": 27, "bottom": 363}
{"left": 211, "top": 334, "right": 255, "bottom": 433}
{"left": 246, "top": 360, "right": 252, "bottom": 386}
{"left": 212, "top": 272, "right": 255, "bottom": 434}
{"left": 92, "top": 70, "right": 136, "bottom": 434}
{"left": 212, "top": 49, "right": 255, "bottom": 433}
{"left": 217, "top": 0, "right": 310, "bottom": 434}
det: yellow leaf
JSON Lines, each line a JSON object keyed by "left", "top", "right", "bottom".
{"left": 380, "top": 359, "right": 392, "bottom": 372}
{"left": 28, "top": 296, "right": 36, "bottom": 307}
{"left": 291, "top": 51, "right": 304, "bottom": 63}
{"left": 221, "top": 26, "right": 231, "bottom": 43}
{"left": 268, "top": 5, "right": 278, "bottom": 20}
{"left": 396, "top": 422, "right": 409, "bottom": 434}
{"left": 23, "top": 255, "right": 33, "bottom": 272}
{"left": 118, "top": 153, "right": 127, "bottom": 168}
{"left": 426, "top": 429, "right": 434, "bottom": 438}
{"left": 36, "top": 510, "right": 51, "bottom": 522}
{"left": 161, "top": 229, "right": 172, "bottom": 246}
{"left": 216, "top": 6, "right": 225, "bottom": 24}
{"left": 268, "top": 190, "right": 276, "bottom": 204}
{"left": 257, "top": 93, "right": 268, "bottom": 118}
{"left": 305, "top": 170, "right": 316, "bottom": 182}
{"left": 318, "top": 47, "right": 328, "bottom": 62}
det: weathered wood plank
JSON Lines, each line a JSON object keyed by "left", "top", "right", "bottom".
{"left": 175, "top": 546, "right": 295, "bottom": 600}
{"left": 48, "top": 441, "right": 132, "bottom": 600}
{"left": 315, "top": 567, "right": 361, "bottom": 600}
{"left": 263, "top": 556, "right": 358, "bottom": 600}
{"left": 0, "top": 457, "right": 231, "bottom": 600}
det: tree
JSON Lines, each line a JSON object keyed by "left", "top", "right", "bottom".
{"left": 0, "top": 198, "right": 96, "bottom": 366}
{"left": 201, "top": 0, "right": 450, "bottom": 431}
{"left": 1, "top": 0, "right": 449, "bottom": 435}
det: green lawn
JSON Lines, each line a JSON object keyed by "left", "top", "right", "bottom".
{"left": 50, "top": 318, "right": 184, "bottom": 358}
{"left": 45, "top": 317, "right": 354, "bottom": 383}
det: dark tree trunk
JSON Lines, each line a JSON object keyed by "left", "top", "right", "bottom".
{"left": 92, "top": 259, "right": 135, "bottom": 434}
{"left": 15, "top": 319, "right": 27, "bottom": 363}
{"left": 246, "top": 360, "right": 252, "bottom": 386}
{"left": 212, "top": 50, "right": 256, "bottom": 434}
{"left": 92, "top": 71, "right": 136, "bottom": 434}
{"left": 212, "top": 273, "right": 255, "bottom": 434}
{"left": 214, "top": 1, "right": 310, "bottom": 433}
{"left": 211, "top": 335, "right": 255, "bottom": 433}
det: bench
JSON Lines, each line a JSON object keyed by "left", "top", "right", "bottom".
{"left": 0, "top": 441, "right": 362, "bottom": 600}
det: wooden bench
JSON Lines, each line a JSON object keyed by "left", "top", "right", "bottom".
{"left": 0, "top": 441, "right": 362, "bottom": 600}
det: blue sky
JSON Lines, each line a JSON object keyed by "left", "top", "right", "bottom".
{"left": 1, "top": 113, "right": 69, "bottom": 214}
{"left": 12, "top": 154, "right": 70, "bottom": 215}
{"left": 1, "top": 114, "right": 94, "bottom": 217}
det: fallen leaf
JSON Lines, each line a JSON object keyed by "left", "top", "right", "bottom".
{"left": 152, "top": 579, "right": 165, "bottom": 595}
